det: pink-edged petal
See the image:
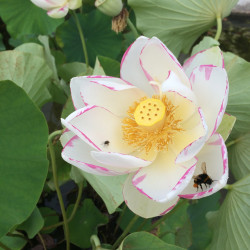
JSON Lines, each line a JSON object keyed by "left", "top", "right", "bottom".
{"left": 47, "top": 5, "right": 69, "bottom": 18}
{"left": 62, "top": 135, "right": 133, "bottom": 176}
{"left": 61, "top": 105, "right": 135, "bottom": 154}
{"left": 68, "top": 0, "right": 82, "bottom": 9}
{"left": 163, "top": 90, "right": 208, "bottom": 163}
{"left": 91, "top": 151, "right": 151, "bottom": 171}
{"left": 120, "top": 36, "right": 155, "bottom": 96}
{"left": 190, "top": 65, "right": 229, "bottom": 140}
{"left": 179, "top": 133, "right": 228, "bottom": 199}
{"left": 139, "top": 37, "right": 190, "bottom": 87}
{"left": 183, "top": 47, "right": 224, "bottom": 78}
{"left": 70, "top": 76, "right": 145, "bottom": 116}
{"left": 30, "top": 0, "right": 65, "bottom": 9}
{"left": 71, "top": 76, "right": 131, "bottom": 109}
{"left": 161, "top": 71, "right": 197, "bottom": 103}
{"left": 123, "top": 173, "right": 180, "bottom": 218}
{"left": 131, "top": 151, "right": 197, "bottom": 202}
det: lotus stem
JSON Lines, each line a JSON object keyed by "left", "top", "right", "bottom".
{"left": 114, "top": 204, "right": 127, "bottom": 234}
{"left": 72, "top": 11, "right": 89, "bottom": 69}
{"left": 127, "top": 18, "right": 139, "bottom": 39}
{"left": 214, "top": 16, "right": 222, "bottom": 41}
{"left": 112, "top": 214, "right": 139, "bottom": 249}
{"left": 48, "top": 130, "right": 70, "bottom": 250}
{"left": 38, "top": 233, "right": 47, "bottom": 250}
{"left": 41, "top": 181, "right": 84, "bottom": 231}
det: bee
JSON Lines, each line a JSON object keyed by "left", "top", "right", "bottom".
{"left": 103, "top": 140, "right": 110, "bottom": 147}
{"left": 193, "top": 162, "right": 214, "bottom": 191}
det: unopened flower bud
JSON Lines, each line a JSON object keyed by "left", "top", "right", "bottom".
{"left": 95, "top": 0, "right": 123, "bottom": 17}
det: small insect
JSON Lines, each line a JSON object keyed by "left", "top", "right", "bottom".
{"left": 103, "top": 140, "right": 110, "bottom": 147}
{"left": 193, "top": 162, "right": 214, "bottom": 191}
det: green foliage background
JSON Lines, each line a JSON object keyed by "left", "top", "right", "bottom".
{"left": 0, "top": 0, "right": 249, "bottom": 249}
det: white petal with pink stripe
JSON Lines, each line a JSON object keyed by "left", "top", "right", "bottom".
{"left": 70, "top": 76, "right": 145, "bottom": 116}
{"left": 91, "top": 151, "right": 151, "bottom": 170}
{"left": 131, "top": 151, "right": 197, "bottom": 202}
{"left": 31, "top": 0, "right": 65, "bottom": 9}
{"left": 190, "top": 65, "right": 229, "bottom": 140}
{"left": 62, "top": 134, "right": 147, "bottom": 176}
{"left": 183, "top": 46, "right": 224, "bottom": 78}
{"left": 61, "top": 105, "right": 135, "bottom": 154}
{"left": 47, "top": 5, "right": 69, "bottom": 18}
{"left": 120, "top": 36, "right": 155, "bottom": 96}
{"left": 139, "top": 37, "right": 190, "bottom": 88}
{"left": 123, "top": 173, "right": 180, "bottom": 218}
{"left": 179, "top": 133, "right": 228, "bottom": 199}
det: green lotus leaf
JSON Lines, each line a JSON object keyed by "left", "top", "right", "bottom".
{"left": 0, "top": 0, "right": 63, "bottom": 39}
{"left": 67, "top": 199, "right": 108, "bottom": 248}
{"left": 14, "top": 43, "right": 44, "bottom": 58}
{"left": 128, "top": 0, "right": 238, "bottom": 56}
{"left": 0, "top": 81, "right": 48, "bottom": 238}
{"left": 39, "top": 207, "right": 59, "bottom": 234}
{"left": 188, "top": 192, "right": 221, "bottom": 250}
{"left": 56, "top": 10, "right": 123, "bottom": 66}
{"left": 17, "top": 207, "right": 44, "bottom": 239}
{"left": 98, "top": 56, "right": 120, "bottom": 77}
{"left": 0, "top": 49, "right": 52, "bottom": 107}
{"left": 81, "top": 172, "right": 127, "bottom": 214}
{"left": 119, "top": 232, "right": 185, "bottom": 250}
{"left": 224, "top": 52, "right": 250, "bottom": 137}
{"left": 58, "top": 62, "right": 87, "bottom": 83}
{"left": 228, "top": 133, "right": 250, "bottom": 180}
{"left": 0, "top": 234, "right": 26, "bottom": 250}
{"left": 207, "top": 175, "right": 250, "bottom": 250}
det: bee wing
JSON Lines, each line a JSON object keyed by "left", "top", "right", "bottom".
{"left": 192, "top": 175, "right": 201, "bottom": 180}
{"left": 201, "top": 162, "right": 207, "bottom": 174}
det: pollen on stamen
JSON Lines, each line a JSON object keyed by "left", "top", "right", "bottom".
{"left": 122, "top": 95, "right": 184, "bottom": 154}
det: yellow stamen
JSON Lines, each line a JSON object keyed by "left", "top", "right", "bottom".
{"left": 122, "top": 95, "right": 184, "bottom": 154}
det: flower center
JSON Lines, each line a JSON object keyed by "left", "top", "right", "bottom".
{"left": 134, "top": 98, "right": 166, "bottom": 127}
{"left": 122, "top": 95, "right": 184, "bottom": 154}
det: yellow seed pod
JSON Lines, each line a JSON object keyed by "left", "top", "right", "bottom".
{"left": 134, "top": 98, "right": 166, "bottom": 127}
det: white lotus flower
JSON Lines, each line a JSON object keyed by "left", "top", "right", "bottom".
{"left": 61, "top": 36, "right": 229, "bottom": 218}
{"left": 30, "top": 0, "right": 82, "bottom": 18}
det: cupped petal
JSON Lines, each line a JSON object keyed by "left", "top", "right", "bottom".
{"left": 163, "top": 90, "right": 207, "bottom": 163}
{"left": 91, "top": 151, "right": 151, "bottom": 170}
{"left": 61, "top": 105, "right": 135, "bottom": 154}
{"left": 183, "top": 46, "right": 224, "bottom": 78}
{"left": 161, "top": 71, "right": 197, "bottom": 103}
{"left": 179, "top": 133, "right": 228, "bottom": 199}
{"left": 68, "top": 0, "right": 82, "bottom": 9}
{"left": 120, "top": 36, "right": 155, "bottom": 96}
{"left": 62, "top": 134, "right": 136, "bottom": 175}
{"left": 47, "top": 5, "right": 69, "bottom": 18}
{"left": 30, "top": 0, "right": 65, "bottom": 9}
{"left": 139, "top": 37, "right": 190, "bottom": 87}
{"left": 123, "top": 173, "right": 180, "bottom": 218}
{"left": 70, "top": 76, "right": 145, "bottom": 116}
{"left": 131, "top": 151, "right": 197, "bottom": 202}
{"left": 190, "top": 65, "right": 229, "bottom": 140}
